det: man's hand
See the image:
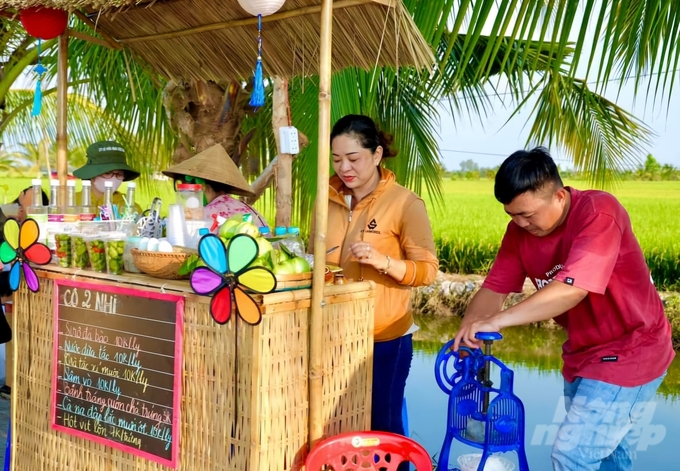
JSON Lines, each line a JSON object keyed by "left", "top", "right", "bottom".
{"left": 452, "top": 288, "right": 507, "bottom": 351}
{"left": 454, "top": 317, "right": 503, "bottom": 350}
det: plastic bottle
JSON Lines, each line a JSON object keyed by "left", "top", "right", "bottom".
{"left": 46, "top": 180, "right": 63, "bottom": 251}
{"left": 102, "top": 181, "right": 114, "bottom": 220}
{"left": 63, "top": 180, "right": 79, "bottom": 224}
{"left": 258, "top": 226, "right": 271, "bottom": 237}
{"left": 274, "top": 226, "right": 287, "bottom": 237}
{"left": 47, "top": 179, "right": 63, "bottom": 223}
{"left": 79, "top": 180, "right": 97, "bottom": 222}
{"left": 26, "top": 178, "right": 47, "bottom": 245}
{"left": 125, "top": 182, "right": 136, "bottom": 219}
{"left": 282, "top": 226, "right": 306, "bottom": 257}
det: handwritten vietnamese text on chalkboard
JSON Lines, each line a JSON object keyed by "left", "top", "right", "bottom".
{"left": 51, "top": 279, "right": 184, "bottom": 468}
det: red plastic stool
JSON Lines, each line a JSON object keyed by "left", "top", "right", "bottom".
{"left": 306, "top": 431, "right": 432, "bottom": 470}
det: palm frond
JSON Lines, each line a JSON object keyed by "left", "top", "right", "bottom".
{"left": 521, "top": 72, "right": 655, "bottom": 188}
{"left": 439, "top": 0, "right": 680, "bottom": 105}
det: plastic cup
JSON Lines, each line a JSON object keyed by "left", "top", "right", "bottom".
{"left": 106, "top": 237, "right": 126, "bottom": 275}
{"left": 54, "top": 233, "right": 72, "bottom": 268}
{"left": 71, "top": 235, "right": 90, "bottom": 269}
{"left": 86, "top": 237, "right": 107, "bottom": 273}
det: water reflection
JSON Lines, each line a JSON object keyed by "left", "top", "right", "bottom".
{"left": 407, "top": 314, "right": 680, "bottom": 470}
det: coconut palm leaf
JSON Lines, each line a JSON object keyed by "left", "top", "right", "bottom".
{"left": 18, "top": 18, "right": 176, "bottom": 189}
{"left": 513, "top": 72, "right": 654, "bottom": 188}
{"left": 437, "top": 0, "right": 680, "bottom": 104}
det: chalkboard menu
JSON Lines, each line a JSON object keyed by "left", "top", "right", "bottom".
{"left": 51, "top": 279, "right": 184, "bottom": 468}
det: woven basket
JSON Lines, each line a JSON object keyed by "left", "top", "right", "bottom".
{"left": 131, "top": 248, "right": 191, "bottom": 280}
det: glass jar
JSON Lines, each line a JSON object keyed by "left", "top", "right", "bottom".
{"left": 176, "top": 183, "right": 204, "bottom": 221}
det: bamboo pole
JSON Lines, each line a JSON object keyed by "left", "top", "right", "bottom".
{"left": 118, "top": 0, "right": 389, "bottom": 44}
{"left": 272, "top": 76, "right": 293, "bottom": 228}
{"left": 309, "top": 0, "right": 333, "bottom": 450}
{"left": 56, "top": 33, "right": 68, "bottom": 198}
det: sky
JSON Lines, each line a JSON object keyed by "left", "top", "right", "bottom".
{"left": 435, "top": 3, "right": 680, "bottom": 172}
{"left": 434, "top": 79, "right": 680, "bottom": 171}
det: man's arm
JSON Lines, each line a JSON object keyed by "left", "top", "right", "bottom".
{"left": 457, "top": 280, "right": 588, "bottom": 348}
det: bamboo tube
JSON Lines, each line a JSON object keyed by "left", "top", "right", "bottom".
{"left": 56, "top": 34, "right": 68, "bottom": 196}
{"left": 309, "top": 0, "right": 333, "bottom": 450}
{"left": 272, "top": 76, "right": 293, "bottom": 228}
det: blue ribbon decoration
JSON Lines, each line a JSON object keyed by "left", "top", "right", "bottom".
{"left": 249, "top": 14, "right": 265, "bottom": 108}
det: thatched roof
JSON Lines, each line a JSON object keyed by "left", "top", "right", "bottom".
{"left": 2, "top": 0, "right": 435, "bottom": 83}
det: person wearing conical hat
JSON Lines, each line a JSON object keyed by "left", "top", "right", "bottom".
{"left": 73, "top": 141, "right": 143, "bottom": 216}
{"left": 162, "top": 144, "right": 268, "bottom": 228}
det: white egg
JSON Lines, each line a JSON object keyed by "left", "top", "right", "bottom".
{"left": 147, "top": 238, "right": 159, "bottom": 252}
{"left": 185, "top": 196, "right": 200, "bottom": 209}
{"left": 138, "top": 237, "right": 150, "bottom": 251}
{"left": 158, "top": 240, "right": 174, "bottom": 253}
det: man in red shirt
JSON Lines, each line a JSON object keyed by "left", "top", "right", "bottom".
{"left": 453, "top": 147, "right": 674, "bottom": 471}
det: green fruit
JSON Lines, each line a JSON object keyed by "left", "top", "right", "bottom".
{"left": 219, "top": 220, "right": 240, "bottom": 239}
{"left": 255, "top": 237, "right": 273, "bottom": 257}
{"left": 235, "top": 222, "right": 259, "bottom": 238}
{"left": 290, "top": 256, "right": 311, "bottom": 274}
{"left": 250, "top": 256, "right": 272, "bottom": 270}
{"left": 273, "top": 260, "right": 296, "bottom": 276}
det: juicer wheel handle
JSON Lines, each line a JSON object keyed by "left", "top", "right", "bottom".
{"left": 475, "top": 332, "right": 503, "bottom": 342}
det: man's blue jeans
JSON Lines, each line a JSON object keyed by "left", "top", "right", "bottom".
{"left": 552, "top": 372, "right": 667, "bottom": 471}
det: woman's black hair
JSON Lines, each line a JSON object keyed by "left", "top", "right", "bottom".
{"left": 494, "top": 146, "right": 564, "bottom": 204}
{"left": 330, "top": 114, "right": 398, "bottom": 158}
{"left": 14, "top": 187, "right": 49, "bottom": 206}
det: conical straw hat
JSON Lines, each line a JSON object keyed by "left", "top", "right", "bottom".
{"left": 162, "top": 144, "right": 255, "bottom": 197}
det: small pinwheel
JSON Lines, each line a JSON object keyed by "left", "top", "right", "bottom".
{"left": 190, "top": 234, "right": 276, "bottom": 325}
{"left": 0, "top": 218, "right": 51, "bottom": 293}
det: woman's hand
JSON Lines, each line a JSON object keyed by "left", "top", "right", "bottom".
{"left": 348, "top": 242, "right": 389, "bottom": 271}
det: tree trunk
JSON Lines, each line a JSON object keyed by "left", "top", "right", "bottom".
{"left": 162, "top": 79, "right": 252, "bottom": 166}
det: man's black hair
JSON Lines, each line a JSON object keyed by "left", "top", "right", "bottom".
{"left": 494, "top": 146, "right": 563, "bottom": 204}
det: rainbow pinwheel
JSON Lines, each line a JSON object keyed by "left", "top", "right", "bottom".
{"left": 0, "top": 218, "right": 51, "bottom": 293}
{"left": 190, "top": 233, "right": 277, "bottom": 325}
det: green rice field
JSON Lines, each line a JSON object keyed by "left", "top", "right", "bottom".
{"left": 423, "top": 179, "right": 680, "bottom": 291}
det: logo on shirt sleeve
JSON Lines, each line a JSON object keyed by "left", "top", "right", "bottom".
{"left": 565, "top": 277, "right": 574, "bottom": 285}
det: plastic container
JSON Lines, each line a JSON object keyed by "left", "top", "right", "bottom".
{"left": 85, "top": 236, "right": 107, "bottom": 273}
{"left": 281, "top": 226, "right": 305, "bottom": 257}
{"left": 176, "top": 183, "right": 204, "bottom": 221}
{"left": 124, "top": 236, "right": 142, "bottom": 273}
{"left": 54, "top": 233, "right": 72, "bottom": 268}
{"left": 71, "top": 235, "right": 90, "bottom": 269}
{"left": 457, "top": 454, "right": 515, "bottom": 471}
{"left": 105, "top": 235, "right": 126, "bottom": 275}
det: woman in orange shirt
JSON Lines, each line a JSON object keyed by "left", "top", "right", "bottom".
{"left": 311, "top": 115, "right": 438, "bottom": 443}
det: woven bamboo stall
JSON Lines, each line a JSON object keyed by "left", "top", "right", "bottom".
{"left": 0, "top": 0, "right": 434, "bottom": 469}
{"left": 13, "top": 266, "right": 374, "bottom": 470}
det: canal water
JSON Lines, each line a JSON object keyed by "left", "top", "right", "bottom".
{"left": 406, "top": 314, "right": 680, "bottom": 470}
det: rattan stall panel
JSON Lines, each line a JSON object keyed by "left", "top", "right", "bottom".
{"left": 11, "top": 271, "right": 374, "bottom": 470}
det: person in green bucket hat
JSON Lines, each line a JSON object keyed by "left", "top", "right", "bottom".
{"left": 73, "top": 141, "right": 143, "bottom": 217}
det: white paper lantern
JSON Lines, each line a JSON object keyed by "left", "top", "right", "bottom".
{"left": 237, "top": 0, "right": 286, "bottom": 17}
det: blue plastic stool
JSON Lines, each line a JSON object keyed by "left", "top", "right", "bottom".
{"left": 434, "top": 332, "right": 529, "bottom": 471}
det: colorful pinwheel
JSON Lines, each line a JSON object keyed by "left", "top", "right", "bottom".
{"left": 0, "top": 218, "right": 51, "bottom": 293}
{"left": 190, "top": 234, "right": 276, "bottom": 325}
